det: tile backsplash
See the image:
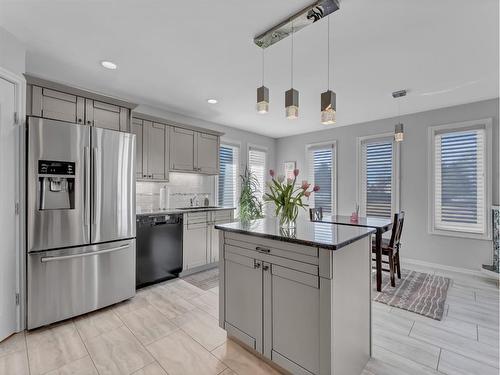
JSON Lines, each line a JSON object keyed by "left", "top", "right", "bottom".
{"left": 136, "top": 173, "right": 216, "bottom": 213}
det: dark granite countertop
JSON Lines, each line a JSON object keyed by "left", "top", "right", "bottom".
{"left": 136, "top": 207, "right": 235, "bottom": 216}
{"left": 215, "top": 218, "right": 375, "bottom": 250}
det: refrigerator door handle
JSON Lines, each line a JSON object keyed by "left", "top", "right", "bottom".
{"left": 40, "top": 244, "right": 129, "bottom": 263}
{"left": 92, "top": 147, "right": 99, "bottom": 225}
{"left": 83, "top": 146, "right": 90, "bottom": 228}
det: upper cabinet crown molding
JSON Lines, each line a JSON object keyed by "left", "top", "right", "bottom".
{"left": 132, "top": 111, "right": 224, "bottom": 137}
{"left": 24, "top": 74, "right": 137, "bottom": 110}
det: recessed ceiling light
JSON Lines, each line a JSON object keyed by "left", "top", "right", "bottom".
{"left": 207, "top": 99, "right": 218, "bottom": 104}
{"left": 100, "top": 61, "right": 117, "bottom": 70}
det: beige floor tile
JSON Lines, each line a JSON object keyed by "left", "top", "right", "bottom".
{"left": 0, "top": 350, "right": 29, "bottom": 375}
{"left": 0, "top": 332, "right": 25, "bottom": 358}
{"left": 372, "top": 309, "right": 413, "bottom": 336}
{"left": 209, "top": 286, "right": 219, "bottom": 296}
{"left": 113, "top": 292, "right": 151, "bottom": 318}
{"left": 189, "top": 291, "right": 219, "bottom": 318}
{"left": 211, "top": 340, "right": 280, "bottom": 375}
{"left": 367, "top": 345, "right": 439, "bottom": 375}
{"left": 74, "top": 308, "right": 123, "bottom": 341}
{"left": 218, "top": 368, "right": 237, "bottom": 375}
{"left": 120, "top": 305, "right": 178, "bottom": 345}
{"left": 147, "top": 330, "right": 226, "bottom": 375}
{"left": 172, "top": 308, "right": 226, "bottom": 351}
{"left": 163, "top": 279, "right": 204, "bottom": 299}
{"left": 373, "top": 327, "right": 440, "bottom": 369}
{"left": 447, "top": 304, "right": 499, "bottom": 330}
{"left": 26, "top": 321, "right": 87, "bottom": 375}
{"left": 85, "top": 326, "right": 153, "bottom": 375}
{"left": 44, "top": 356, "right": 98, "bottom": 375}
{"left": 146, "top": 289, "right": 196, "bottom": 319}
{"left": 438, "top": 349, "right": 499, "bottom": 375}
{"left": 132, "top": 362, "right": 168, "bottom": 375}
{"left": 410, "top": 321, "right": 499, "bottom": 368}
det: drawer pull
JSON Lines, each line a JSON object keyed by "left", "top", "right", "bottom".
{"left": 256, "top": 246, "right": 271, "bottom": 253}
{"left": 254, "top": 261, "right": 261, "bottom": 269}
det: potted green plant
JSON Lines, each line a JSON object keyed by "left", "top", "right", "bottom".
{"left": 239, "top": 166, "right": 264, "bottom": 222}
{"left": 264, "top": 168, "right": 319, "bottom": 228}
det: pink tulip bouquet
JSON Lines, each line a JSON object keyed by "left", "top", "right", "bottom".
{"left": 264, "top": 168, "right": 319, "bottom": 228}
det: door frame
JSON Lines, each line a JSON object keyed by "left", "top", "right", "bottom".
{"left": 0, "top": 66, "right": 26, "bottom": 333}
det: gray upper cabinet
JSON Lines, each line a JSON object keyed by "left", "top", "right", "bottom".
{"left": 27, "top": 77, "right": 135, "bottom": 133}
{"left": 31, "top": 86, "right": 85, "bottom": 124}
{"left": 133, "top": 118, "right": 169, "bottom": 181}
{"left": 196, "top": 133, "right": 219, "bottom": 174}
{"left": 170, "top": 127, "right": 220, "bottom": 175}
{"left": 131, "top": 118, "right": 145, "bottom": 179}
{"left": 170, "top": 127, "right": 195, "bottom": 172}
{"left": 85, "top": 99, "right": 130, "bottom": 132}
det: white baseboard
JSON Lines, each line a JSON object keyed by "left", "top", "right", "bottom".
{"left": 402, "top": 258, "right": 499, "bottom": 281}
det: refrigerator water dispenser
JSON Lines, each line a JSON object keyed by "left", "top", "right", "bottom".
{"left": 38, "top": 160, "right": 75, "bottom": 210}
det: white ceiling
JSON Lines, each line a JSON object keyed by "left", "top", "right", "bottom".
{"left": 0, "top": 0, "right": 498, "bottom": 138}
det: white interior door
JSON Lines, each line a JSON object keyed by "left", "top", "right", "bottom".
{"left": 0, "top": 77, "right": 18, "bottom": 341}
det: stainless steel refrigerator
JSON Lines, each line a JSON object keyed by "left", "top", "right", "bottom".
{"left": 26, "top": 117, "right": 136, "bottom": 329}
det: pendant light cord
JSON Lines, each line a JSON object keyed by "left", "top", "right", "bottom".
{"left": 327, "top": 16, "right": 330, "bottom": 91}
{"left": 291, "top": 23, "right": 294, "bottom": 88}
{"left": 261, "top": 48, "right": 265, "bottom": 86}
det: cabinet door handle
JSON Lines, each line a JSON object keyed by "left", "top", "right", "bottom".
{"left": 256, "top": 246, "right": 270, "bottom": 253}
{"left": 254, "top": 261, "right": 261, "bottom": 269}
{"left": 87, "top": 120, "right": 92, "bottom": 125}
{"left": 262, "top": 265, "right": 269, "bottom": 271}
{"left": 78, "top": 118, "right": 82, "bottom": 123}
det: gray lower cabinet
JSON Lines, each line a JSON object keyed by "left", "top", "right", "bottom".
{"left": 219, "top": 232, "right": 371, "bottom": 375}
{"left": 183, "top": 222, "right": 208, "bottom": 269}
{"left": 132, "top": 118, "right": 169, "bottom": 181}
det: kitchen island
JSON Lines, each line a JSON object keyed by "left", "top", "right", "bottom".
{"left": 215, "top": 218, "right": 375, "bottom": 375}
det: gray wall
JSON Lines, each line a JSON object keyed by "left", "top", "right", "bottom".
{"left": 0, "top": 26, "right": 25, "bottom": 75}
{"left": 136, "top": 104, "right": 277, "bottom": 179}
{"left": 276, "top": 99, "right": 499, "bottom": 271}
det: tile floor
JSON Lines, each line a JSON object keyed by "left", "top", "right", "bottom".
{"left": 0, "top": 266, "right": 498, "bottom": 375}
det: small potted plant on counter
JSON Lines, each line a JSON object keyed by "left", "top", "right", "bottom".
{"left": 264, "top": 168, "right": 319, "bottom": 229}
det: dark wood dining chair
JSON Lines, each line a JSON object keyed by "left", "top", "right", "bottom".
{"left": 372, "top": 211, "right": 405, "bottom": 287}
{"left": 309, "top": 207, "right": 323, "bottom": 221}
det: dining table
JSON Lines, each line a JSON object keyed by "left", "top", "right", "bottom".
{"left": 311, "top": 214, "right": 393, "bottom": 292}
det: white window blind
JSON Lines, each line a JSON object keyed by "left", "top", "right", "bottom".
{"left": 248, "top": 147, "right": 266, "bottom": 202}
{"left": 434, "top": 128, "right": 486, "bottom": 234}
{"left": 218, "top": 144, "right": 239, "bottom": 208}
{"left": 360, "top": 138, "right": 395, "bottom": 218}
{"left": 307, "top": 144, "right": 335, "bottom": 214}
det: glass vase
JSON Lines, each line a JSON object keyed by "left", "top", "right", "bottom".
{"left": 278, "top": 204, "right": 298, "bottom": 229}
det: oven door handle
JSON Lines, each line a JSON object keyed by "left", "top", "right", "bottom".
{"left": 40, "top": 244, "right": 129, "bottom": 263}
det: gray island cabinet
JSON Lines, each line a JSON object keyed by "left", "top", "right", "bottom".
{"left": 215, "top": 218, "right": 375, "bottom": 375}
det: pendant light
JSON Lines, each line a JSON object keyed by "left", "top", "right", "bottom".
{"left": 256, "top": 48, "right": 269, "bottom": 114}
{"left": 321, "top": 16, "right": 336, "bottom": 125}
{"left": 392, "top": 89, "right": 406, "bottom": 142}
{"left": 285, "top": 23, "right": 299, "bottom": 119}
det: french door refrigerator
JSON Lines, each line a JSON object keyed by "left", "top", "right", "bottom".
{"left": 26, "top": 117, "right": 136, "bottom": 329}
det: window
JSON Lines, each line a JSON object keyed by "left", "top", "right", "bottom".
{"left": 359, "top": 136, "right": 399, "bottom": 218}
{"left": 429, "top": 119, "right": 492, "bottom": 239}
{"left": 248, "top": 146, "right": 267, "bottom": 202}
{"left": 218, "top": 144, "right": 239, "bottom": 209}
{"left": 307, "top": 143, "right": 336, "bottom": 214}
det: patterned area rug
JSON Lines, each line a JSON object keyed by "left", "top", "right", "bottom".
{"left": 373, "top": 269, "right": 450, "bottom": 320}
{"left": 182, "top": 268, "right": 219, "bottom": 290}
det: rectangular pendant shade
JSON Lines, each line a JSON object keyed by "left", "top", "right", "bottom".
{"left": 285, "top": 88, "right": 299, "bottom": 119}
{"left": 395, "top": 123, "right": 404, "bottom": 142}
{"left": 321, "top": 90, "right": 336, "bottom": 124}
{"left": 257, "top": 86, "right": 269, "bottom": 113}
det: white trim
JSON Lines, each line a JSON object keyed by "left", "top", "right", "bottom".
{"left": 0, "top": 66, "right": 26, "bottom": 332}
{"left": 402, "top": 258, "right": 500, "bottom": 281}
{"left": 217, "top": 142, "right": 241, "bottom": 211}
{"left": 427, "top": 118, "right": 493, "bottom": 241}
{"left": 305, "top": 140, "right": 338, "bottom": 215}
{"left": 356, "top": 133, "right": 400, "bottom": 217}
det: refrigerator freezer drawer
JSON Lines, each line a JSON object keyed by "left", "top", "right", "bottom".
{"left": 27, "top": 239, "right": 136, "bottom": 330}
